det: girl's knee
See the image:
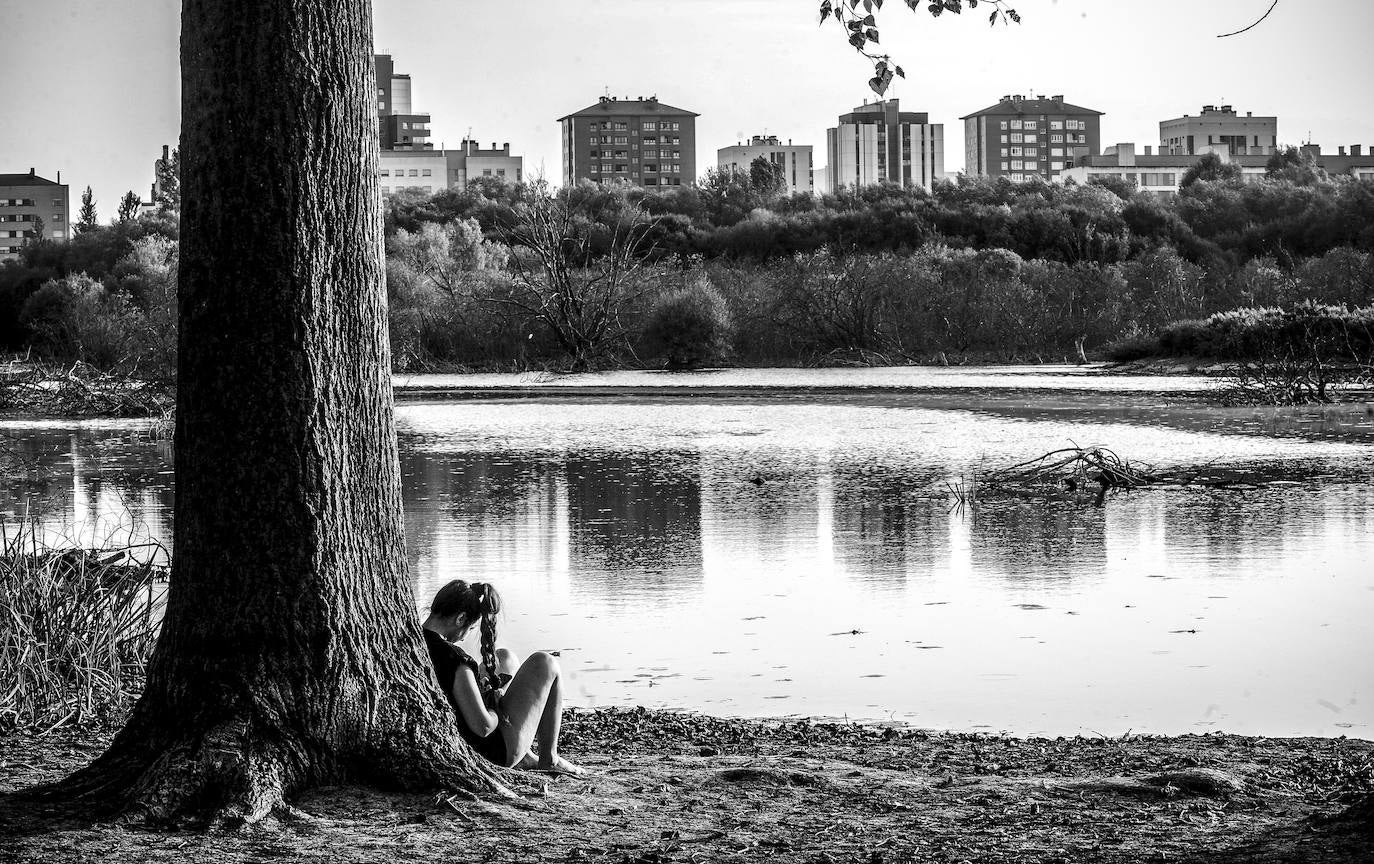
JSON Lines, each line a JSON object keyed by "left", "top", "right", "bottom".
{"left": 526, "top": 650, "right": 559, "bottom": 677}
{"left": 496, "top": 647, "right": 520, "bottom": 669}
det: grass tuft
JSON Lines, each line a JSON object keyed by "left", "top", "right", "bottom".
{"left": 0, "top": 521, "right": 167, "bottom": 733}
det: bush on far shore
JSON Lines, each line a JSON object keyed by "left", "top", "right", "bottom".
{"left": 641, "top": 276, "right": 733, "bottom": 369}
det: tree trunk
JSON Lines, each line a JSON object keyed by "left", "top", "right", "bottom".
{"left": 49, "top": 0, "right": 498, "bottom": 824}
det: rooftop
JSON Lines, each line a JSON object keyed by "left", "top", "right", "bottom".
{"left": 558, "top": 96, "right": 699, "bottom": 121}
{"left": 0, "top": 171, "right": 64, "bottom": 187}
{"left": 960, "top": 95, "right": 1103, "bottom": 120}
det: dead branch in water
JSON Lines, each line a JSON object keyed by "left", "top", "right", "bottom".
{"left": 968, "top": 445, "right": 1268, "bottom": 508}
{"left": 0, "top": 359, "right": 174, "bottom": 420}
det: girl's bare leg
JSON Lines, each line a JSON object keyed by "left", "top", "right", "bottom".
{"left": 496, "top": 651, "right": 582, "bottom": 773}
{"left": 494, "top": 648, "right": 536, "bottom": 768}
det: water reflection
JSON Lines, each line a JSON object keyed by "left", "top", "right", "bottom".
{"left": 3, "top": 386, "right": 1372, "bottom": 737}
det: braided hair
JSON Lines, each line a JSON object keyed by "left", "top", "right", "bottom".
{"left": 430, "top": 579, "right": 503, "bottom": 708}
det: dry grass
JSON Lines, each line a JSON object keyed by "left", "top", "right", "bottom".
{"left": 0, "top": 522, "right": 167, "bottom": 733}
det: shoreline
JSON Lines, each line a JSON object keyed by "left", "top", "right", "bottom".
{"left": 3, "top": 708, "right": 1371, "bottom": 862}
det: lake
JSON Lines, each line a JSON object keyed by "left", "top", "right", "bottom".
{"left": 4, "top": 367, "right": 1372, "bottom": 737}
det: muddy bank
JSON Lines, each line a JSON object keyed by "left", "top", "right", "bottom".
{"left": 3, "top": 708, "right": 1372, "bottom": 863}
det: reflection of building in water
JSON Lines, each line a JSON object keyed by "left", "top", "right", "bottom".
{"left": 563, "top": 451, "right": 703, "bottom": 607}
{"left": 829, "top": 464, "right": 951, "bottom": 584}
{"left": 968, "top": 502, "right": 1108, "bottom": 586}
{"left": 401, "top": 451, "right": 565, "bottom": 598}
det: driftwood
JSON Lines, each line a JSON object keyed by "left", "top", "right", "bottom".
{"left": 0, "top": 359, "right": 173, "bottom": 419}
{"left": 968, "top": 445, "right": 1268, "bottom": 507}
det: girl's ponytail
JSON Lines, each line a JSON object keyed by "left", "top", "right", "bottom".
{"left": 473, "top": 582, "right": 502, "bottom": 708}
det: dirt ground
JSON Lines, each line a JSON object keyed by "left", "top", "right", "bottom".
{"left": 2, "top": 708, "right": 1372, "bottom": 863}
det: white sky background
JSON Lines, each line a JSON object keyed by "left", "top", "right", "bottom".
{"left": 2, "top": 0, "right": 1372, "bottom": 209}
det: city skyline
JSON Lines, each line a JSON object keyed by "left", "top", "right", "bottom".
{"left": 3, "top": 0, "right": 1372, "bottom": 211}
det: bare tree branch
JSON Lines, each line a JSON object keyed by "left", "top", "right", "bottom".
{"left": 1217, "top": 0, "right": 1278, "bottom": 38}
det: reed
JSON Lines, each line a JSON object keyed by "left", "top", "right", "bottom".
{"left": 0, "top": 521, "right": 167, "bottom": 733}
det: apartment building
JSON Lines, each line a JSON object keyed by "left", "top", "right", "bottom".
{"left": 0, "top": 169, "right": 69, "bottom": 260}
{"left": 374, "top": 54, "right": 432, "bottom": 150}
{"left": 559, "top": 95, "right": 698, "bottom": 187}
{"left": 1160, "top": 105, "right": 1276, "bottom": 157}
{"left": 717, "top": 136, "right": 814, "bottom": 195}
{"left": 1058, "top": 142, "right": 1374, "bottom": 197}
{"left": 379, "top": 139, "right": 524, "bottom": 196}
{"left": 825, "top": 99, "right": 944, "bottom": 191}
{"left": 962, "top": 94, "right": 1103, "bottom": 182}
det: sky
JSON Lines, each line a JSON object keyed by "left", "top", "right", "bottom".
{"left": 2, "top": 0, "right": 1373, "bottom": 212}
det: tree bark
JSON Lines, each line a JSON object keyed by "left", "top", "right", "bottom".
{"left": 49, "top": 0, "right": 499, "bottom": 824}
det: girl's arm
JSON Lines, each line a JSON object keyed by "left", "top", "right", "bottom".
{"left": 450, "top": 666, "right": 500, "bottom": 737}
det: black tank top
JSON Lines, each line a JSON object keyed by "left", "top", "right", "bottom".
{"left": 422, "top": 628, "right": 508, "bottom": 764}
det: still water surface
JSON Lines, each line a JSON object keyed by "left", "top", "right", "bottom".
{"left": 4, "top": 369, "right": 1372, "bottom": 737}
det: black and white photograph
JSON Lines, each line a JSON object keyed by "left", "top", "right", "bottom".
{"left": 2, "top": 1, "right": 1372, "bottom": 861}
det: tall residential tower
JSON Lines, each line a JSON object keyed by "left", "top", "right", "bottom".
{"left": 961, "top": 94, "right": 1103, "bottom": 182}
{"left": 1, "top": 169, "right": 68, "bottom": 261}
{"left": 559, "top": 96, "right": 698, "bottom": 187}
{"left": 824, "top": 99, "right": 944, "bottom": 191}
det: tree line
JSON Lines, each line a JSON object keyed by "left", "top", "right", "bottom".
{"left": 3, "top": 154, "right": 1372, "bottom": 375}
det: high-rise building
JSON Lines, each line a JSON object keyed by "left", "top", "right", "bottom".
{"left": 374, "top": 54, "right": 432, "bottom": 150}
{"left": 961, "top": 94, "right": 1103, "bottom": 182}
{"left": 371, "top": 54, "right": 523, "bottom": 196}
{"left": 0, "top": 169, "right": 69, "bottom": 261}
{"left": 717, "top": 136, "right": 814, "bottom": 196}
{"left": 824, "top": 99, "right": 944, "bottom": 191}
{"left": 1159, "top": 105, "right": 1277, "bottom": 157}
{"left": 558, "top": 96, "right": 698, "bottom": 187}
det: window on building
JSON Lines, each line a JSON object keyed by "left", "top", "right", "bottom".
{"left": 669, "top": 137, "right": 680, "bottom": 144}
{"left": 1024, "top": 121, "right": 1037, "bottom": 130}
{"left": 1025, "top": 134, "right": 1037, "bottom": 143}
{"left": 642, "top": 136, "right": 657, "bottom": 145}
{"left": 1010, "top": 120, "right": 1023, "bottom": 130}
{"left": 496, "top": 169, "right": 506, "bottom": 177}
{"left": 52, "top": 215, "right": 63, "bottom": 223}
{"left": 1050, "top": 120, "right": 1063, "bottom": 130}
{"left": 1025, "top": 160, "right": 1038, "bottom": 170}
{"left": 644, "top": 178, "right": 657, "bottom": 186}
{"left": 378, "top": 101, "right": 385, "bottom": 110}
{"left": 52, "top": 199, "right": 62, "bottom": 207}
{"left": 643, "top": 121, "right": 657, "bottom": 131}
{"left": 999, "top": 121, "right": 1008, "bottom": 130}
{"left": 1000, "top": 161, "right": 1009, "bottom": 171}
{"left": 401, "top": 122, "right": 409, "bottom": 130}
{"left": 1000, "top": 134, "right": 1008, "bottom": 144}
{"left": 615, "top": 164, "right": 627, "bottom": 172}
{"left": 671, "top": 122, "right": 680, "bottom": 131}
{"left": 614, "top": 122, "right": 627, "bottom": 131}
{"left": 421, "top": 169, "right": 432, "bottom": 176}
{"left": 380, "top": 169, "right": 390, "bottom": 176}
{"left": 408, "top": 169, "right": 418, "bottom": 176}
{"left": 589, "top": 123, "right": 599, "bottom": 131}
{"left": 1010, "top": 133, "right": 1023, "bottom": 143}
{"left": 1000, "top": 148, "right": 1009, "bottom": 157}
{"left": 671, "top": 151, "right": 680, "bottom": 159}
{"left": 1011, "top": 160, "right": 1023, "bottom": 170}
{"left": 645, "top": 164, "right": 657, "bottom": 172}
{"left": 589, "top": 136, "right": 597, "bottom": 145}
{"left": 601, "top": 136, "right": 611, "bottom": 144}
{"left": 672, "top": 164, "right": 680, "bottom": 173}
{"left": 1011, "top": 173, "right": 1024, "bottom": 182}
{"left": 1050, "top": 161, "right": 1064, "bottom": 171}
{"left": 614, "top": 136, "right": 628, "bottom": 144}
{"left": 1010, "top": 147, "right": 1022, "bottom": 157}
{"left": 482, "top": 169, "right": 491, "bottom": 176}
{"left": 643, "top": 149, "right": 657, "bottom": 158}
{"left": 1025, "top": 147, "right": 1038, "bottom": 157}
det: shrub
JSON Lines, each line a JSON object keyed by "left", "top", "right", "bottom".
{"left": 1103, "top": 333, "right": 1160, "bottom": 363}
{"left": 641, "top": 276, "right": 733, "bottom": 369}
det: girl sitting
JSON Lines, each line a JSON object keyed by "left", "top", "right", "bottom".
{"left": 421, "top": 579, "right": 582, "bottom": 774}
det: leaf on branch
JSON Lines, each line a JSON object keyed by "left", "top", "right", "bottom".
{"left": 863, "top": 0, "right": 873, "bottom": 12}
{"left": 866, "top": 27, "right": 880, "bottom": 42}
{"left": 943, "top": 0, "right": 962, "bottom": 13}
{"left": 1008, "top": 8, "right": 1021, "bottom": 23}
{"left": 869, "top": 68, "right": 895, "bottom": 95}
{"left": 894, "top": 65, "right": 905, "bottom": 78}
{"left": 862, "top": 13, "right": 876, "bottom": 24}
{"left": 989, "top": 9, "right": 998, "bottom": 24}
{"left": 928, "top": 3, "right": 943, "bottom": 17}
{"left": 819, "top": 0, "right": 832, "bottom": 25}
